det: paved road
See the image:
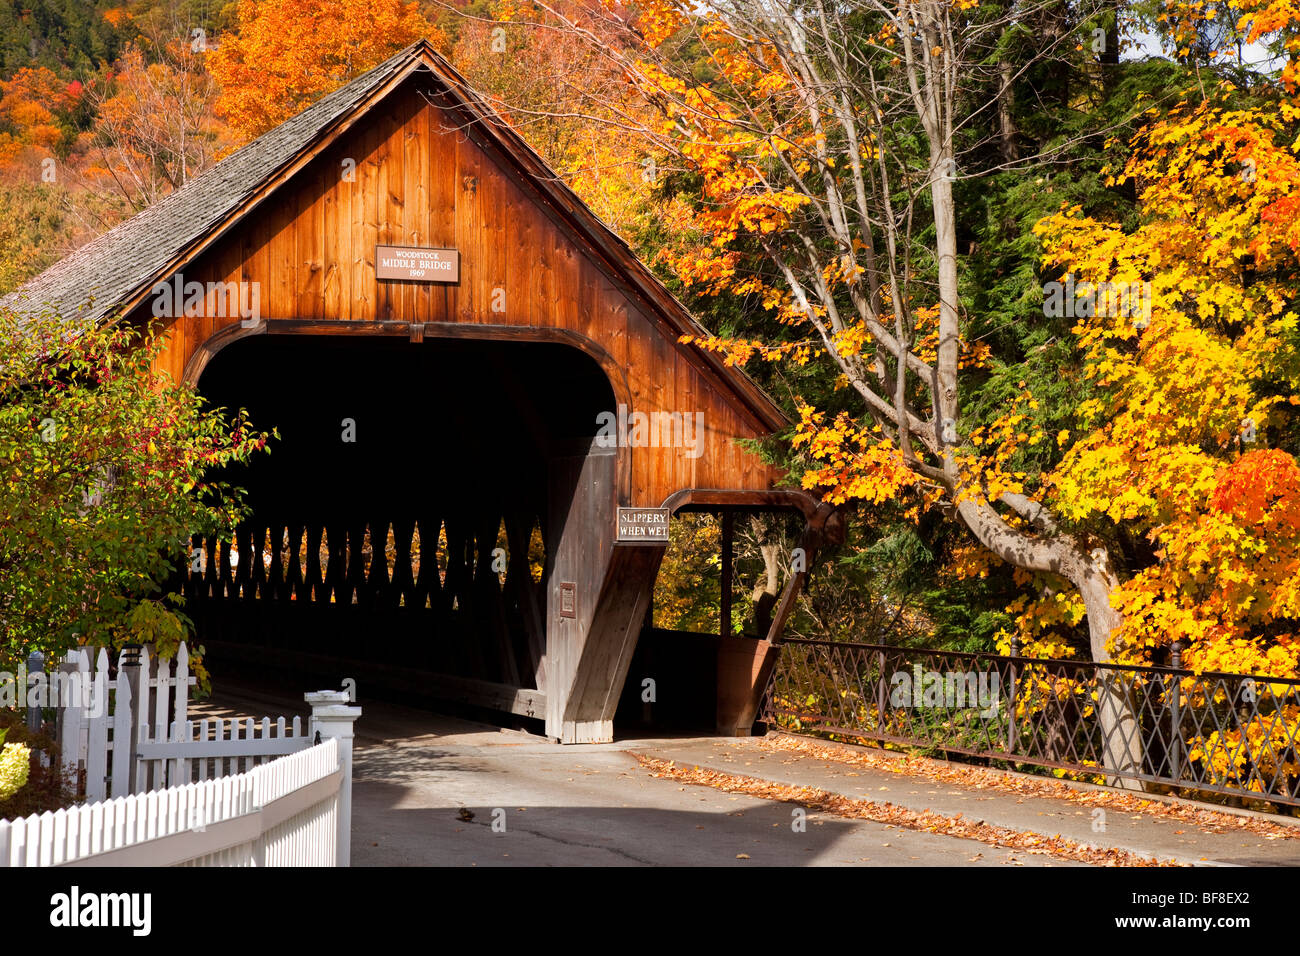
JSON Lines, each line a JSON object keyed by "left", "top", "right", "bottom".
{"left": 193, "top": 683, "right": 1072, "bottom": 865}
{"left": 194, "top": 683, "right": 1300, "bottom": 867}
{"left": 348, "top": 720, "right": 1076, "bottom": 866}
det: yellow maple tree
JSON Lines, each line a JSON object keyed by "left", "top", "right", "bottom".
{"left": 1035, "top": 100, "right": 1300, "bottom": 674}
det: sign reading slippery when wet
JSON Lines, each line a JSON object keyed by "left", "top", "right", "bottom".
{"left": 375, "top": 244, "right": 460, "bottom": 282}
{"left": 617, "top": 507, "right": 670, "bottom": 542}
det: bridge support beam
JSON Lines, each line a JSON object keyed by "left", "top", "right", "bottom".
{"left": 551, "top": 544, "right": 664, "bottom": 743}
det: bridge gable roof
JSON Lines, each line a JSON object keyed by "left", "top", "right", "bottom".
{"left": 6, "top": 40, "right": 787, "bottom": 432}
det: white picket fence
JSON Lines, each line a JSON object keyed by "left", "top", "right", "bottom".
{"left": 54, "top": 643, "right": 311, "bottom": 799}
{"left": 11, "top": 642, "right": 362, "bottom": 866}
{"left": 0, "top": 738, "right": 342, "bottom": 866}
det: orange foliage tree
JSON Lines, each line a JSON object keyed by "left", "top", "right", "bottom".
{"left": 210, "top": 0, "right": 443, "bottom": 141}
{"left": 82, "top": 40, "right": 229, "bottom": 210}
{"left": 450, "top": 2, "right": 660, "bottom": 241}
{"left": 0, "top": 67, "right": 83, "bottom": 172}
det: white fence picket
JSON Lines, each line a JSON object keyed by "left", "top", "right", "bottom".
{"left": 134, "top": 646, "right": 151, "bottom": 794}
{"left": 197, "top": 719, "right": 210, "bottom": 781}
{"left": 152, "top": 649, "right": 168, "bottom": 767}
{"left": 174, "top": 644, "right": 191, "bottom": 725}
{"left": 58, "top": 650, "right": 88, "bottom": 780}
{"left": 110, "top": 668, "right": 132, "bottom": 799}
{"left": 83, "top": 650, "right": 110, "bottom": 802}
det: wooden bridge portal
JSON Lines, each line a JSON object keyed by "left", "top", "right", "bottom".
{"left": 7, "top": 41, "right": 839, "bottom": 742}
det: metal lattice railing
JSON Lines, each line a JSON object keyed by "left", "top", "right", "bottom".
{"left": 761, "top": 638, "right": 1300, "bottom": 809}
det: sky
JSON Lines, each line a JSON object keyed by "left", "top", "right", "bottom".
{"left": 1126, "top": 26, "right": 1285, "bottom": 72}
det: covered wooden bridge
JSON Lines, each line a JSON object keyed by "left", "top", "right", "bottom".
{"left": 7, "top": 41, "right": 840, "bottom": 743}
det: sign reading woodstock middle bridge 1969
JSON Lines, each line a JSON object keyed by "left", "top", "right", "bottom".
{"left": 375, "top": 244, "right": 460, "bottom": 282}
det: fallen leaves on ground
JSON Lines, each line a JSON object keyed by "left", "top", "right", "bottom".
{"left": 760, "top": 734, "right": 1300, "bottom": 840}
{"left": 630, "top": 753, "right": 1177, "bottom": 867}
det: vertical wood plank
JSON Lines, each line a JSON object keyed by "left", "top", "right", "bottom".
{"left": 322, "top": 149, "right": 342, "bottom": 321}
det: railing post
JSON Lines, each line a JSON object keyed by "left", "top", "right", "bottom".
{"left": 876, "top": 650, "right": 887, "bottom": 732}
{"left": 1169, "top": 641, "right": 1182, "bottom": 783}
{"left": 1006, "top": 636, "right": 1020, "bottom": 756}
{"left": 306, "top": 690, "right": 361, "bottom": 867}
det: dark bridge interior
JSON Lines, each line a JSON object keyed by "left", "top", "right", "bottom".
{"left": 185, "top": 333, "right": 616, "bottom": 718}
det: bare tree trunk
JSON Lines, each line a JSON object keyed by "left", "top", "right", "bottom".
{"left": 997, "top": 60, "right": 1019, "bottom": 164}
{"left": 750, "top": 517, "right": 781, "bottom": 637}
{"left": 953, "top": 494, "right": 1143, "bottom": 786}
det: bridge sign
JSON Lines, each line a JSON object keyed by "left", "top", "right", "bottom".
{"left": 375, "top": 245, "right": 460, "bottom": 282}
{"left": 617, "top": 507, "right": 670, "bottom": 542}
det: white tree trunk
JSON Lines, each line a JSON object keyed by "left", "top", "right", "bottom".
{"left": 1075, "top": 556, "right": 1144, "bottom": 788}
{"left": 954, "top": 496, "right": 1143, "bottom": 786}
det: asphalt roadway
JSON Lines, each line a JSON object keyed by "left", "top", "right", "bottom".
{"left": 192, "top": 683, "right": 1300, "bottom": 867}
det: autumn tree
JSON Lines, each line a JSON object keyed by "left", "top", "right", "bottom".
{"left": 653, "top": 513, "right": 723, "bottom": 633}
{"left": 81, "top": 37, "right": 228, "bottom": 211}
{"left": 0, "top": 15, "right": 226, "bottom": 276}
{"left": 0, "top": 68, "right": 115, "bottom": 290}
{"left": 0, "top": 183, "right": 88, "bottom": 293}
{"left": 1035, "top": 97, "right": 1300, "bottom": 676}
{"left": 0, "top": 66, "right": 83, "bottom": 170}
{"left": 211, "top": 0, "right": 443, "bottom": 141}
{"left": 497, "top": 0, "right": 1300, "bottom": 780}
{"left": 521, "top": 0, "right": 1135, "bottom": 648}
{"left": 450, "top": 1, "right": 661, "bottom": 239}
{"left": 0, "top": 306, "right": 270, "bottom": 671}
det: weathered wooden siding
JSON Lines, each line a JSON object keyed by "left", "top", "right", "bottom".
{"left": 144, "top": 78, "right": 783, "bottom": 506}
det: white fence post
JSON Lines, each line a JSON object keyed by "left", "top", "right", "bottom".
{"left": 110, "top": 665, "right": 133, "bottom": 799}
{"left": 83, "top": 650, "right": 110, "bottom": 802}
{"left": 59, "top": 649, "right": 89, "bottom": 781}
{"left": 305, "top": 691, "right": 361, "bottom": 867}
